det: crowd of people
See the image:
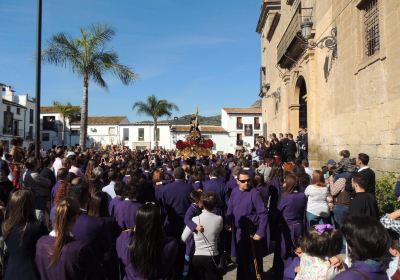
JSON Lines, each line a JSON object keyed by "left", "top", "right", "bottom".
{"left": 0, "top": 135, "right": 399, "bottom": 280}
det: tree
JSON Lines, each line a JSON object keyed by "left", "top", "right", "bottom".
{"left": 43, "top": 24, "right": 137, "bottom": 148}
{"left": 52, "top": 101, "right": 80, "bottom": 146}
{"left": 132, "top": 95, "right": 179, "bottom": 149}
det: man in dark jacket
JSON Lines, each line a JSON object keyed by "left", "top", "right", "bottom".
{"left": 356, "top": 153, "right": 376, "bottom": 195}
{"left": 349, "top": 173, "right": 378, "bottom": 219}
{"left": 285, "top": 133, "right": 297, "bottom": 162}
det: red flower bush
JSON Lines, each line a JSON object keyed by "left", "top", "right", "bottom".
{"left": 202, "top": 139, "right": 214, "bottom": 149}
{"left": 176, "top": 140, "right": 186, "bottom": 150}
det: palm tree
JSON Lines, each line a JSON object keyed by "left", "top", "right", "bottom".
{"left": 132, "top": 95, "right": 179, "bottom": 149}
{"left": 42, "top": 24, "right": 137, "bottom": 148}
{"left": 52, "top": 101, "right": 80, "bottom": 146}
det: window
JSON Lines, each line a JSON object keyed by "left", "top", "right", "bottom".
{"left": 156, "top": 128, "right": 160, "bottom": 141}
{"left": 43, "top": 116, "right": 56, "bottom": 130}
{"left": 360, "top": 0, "right": 380, "bottom": 56}
{"left": 28, "top": 126, "right": 33, "bottom": 139}
{"left": 29, "top": 109, "right": 34, "bottom": 124}
{"left": 236, "top": 117, "right": 243, "bottom": 129}
{"left": 236, "top": 133, "right": 243, "bottom": 145}
{"left": 254, "top": 117, "right": 260, "bottom": 130}
{"left": 16, "top": 108, "right": 20, "bottom": 115}
{"left": 6, "top": 106, "right": 10, "bottom": 112}
{"left": 42, "top": 133, "right": 50, "bottom": 141}
{"left": 138, "top": 128, "right": 144, "bottom": 141}
{"left": 244, "top": 124, "right": 253, "bottom": 136}
{"left": 70, "top": 130, "right": 79, "bottom": 136}
{"left": 109, "top": 127, "right": 116, "bottom": 135}
{"left": 123, "top": 128, "right": 129, "bottom": 141}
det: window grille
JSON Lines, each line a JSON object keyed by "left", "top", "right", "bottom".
{"left": 362, "top": 0, "right": 380, "bottom": 56}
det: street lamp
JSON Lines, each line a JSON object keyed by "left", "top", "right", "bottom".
{"left": 299, "top": 15, "right": 338, "bottom": 58}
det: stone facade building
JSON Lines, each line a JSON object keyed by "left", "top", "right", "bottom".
{"left": 256, "top": 0, "right": 400, "bottom": 173}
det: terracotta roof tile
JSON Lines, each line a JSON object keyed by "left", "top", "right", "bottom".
{"left": 222, "top": 107, "right": 262, "bottom": 114}
{"left": 71, "top": 116, "right": 127, "bottom": 125}
{"left": 172, "top": 125, "right": 227, "bottom": 133}
{"left": 41, "top": 106, "right": 80, "bottom": 114}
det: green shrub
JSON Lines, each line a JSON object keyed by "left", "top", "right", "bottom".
{"left": 375, "top": 173, "right": 399, "bottom": 216}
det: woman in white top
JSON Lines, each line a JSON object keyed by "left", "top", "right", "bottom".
{"left": 181, "top": 192, "right": 223, "bottom": 280}
{"left": 304, "top": 170, "right": 330, "bottom": 227}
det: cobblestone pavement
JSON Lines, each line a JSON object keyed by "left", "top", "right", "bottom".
{"left": 224, "top": 253, "right": 274, "bottom": 280}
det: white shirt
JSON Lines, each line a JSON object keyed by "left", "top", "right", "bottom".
{"left": 304, "top": 184, "right": 329, "bottom": 217}
{"left": 52, "top": 157, "right": 63, "bottom": 176}
{"left": 102, "top": 181, "right": 116, "bottom": 198}
{"left": 305, "top": 167, "right": 313, "bottom": 178}
{"left": 358, "top": 166, "right": 369, "bottom": 172}
{"left": 181, "top": 210, "right": 223, "bottom": 256}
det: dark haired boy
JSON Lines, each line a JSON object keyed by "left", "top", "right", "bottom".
{"left": 349, "top": 173, "right": 378, "bottom": 219}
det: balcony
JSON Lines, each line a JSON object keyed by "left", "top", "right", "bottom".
{"left": 236, "top": 124, "right": 243, "bottom": 130}
{"left": 277, "top": 8, "right": 305, "bottom": 69}
{"left": 254, "top": 123, "right": 261, "bottom": 130}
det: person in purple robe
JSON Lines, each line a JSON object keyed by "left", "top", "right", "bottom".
{"left": 191, "top": 167, "right": 205, "bottom": 191}
{"left": 333, "top": 215, "right": 391, "bottom": 280}
{"left": 153, "top": 169, "right": 166, "bottom": 206}
{"left": 3, "top": 190, "right": 47, "bottom": 280}
{"left": 161, "top": 167, "right": 193, "bottom": 238}
{"left": 202, "top": 169, "right": 228, "bottom": 213}
{"left": 108, "top": 181, "right": 124, "bottom": 217}
{"left": 225, "top": 166, "right": 241, "bottom": 197}
{"left": 35, "top": 198, "right": 105, "bottom": 280}
{"left": 50, "top": 168, "right": 68, "bottom": 207}
{"left": 272, "top": 173, "right": 307, "bottom": 280}
{"left": 226, "top": 170, "right": 268, "bottom": 280}
{"left": 68, "top": 184, "right": 108, "bottom": 261}
{"left": 114, "top": 181, "right": 144, "bottom": 230}
{"left": 183, "top": 191, "right": 203, "bottom": 277}
{"left": 87, "top": 191, "right": 121, "bottom": 280}
{"left": 116, "top": 203, "right": 178, "bottom": 280}
{"left": 161, "top": 167, "right": 194, "bottom": 276}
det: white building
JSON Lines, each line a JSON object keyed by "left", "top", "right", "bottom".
{"left": 70, "top": 116, "right": 129, "bottom": 149}
{"left": 0, "top": 84, "right": 36, "bottom": 148}
{"left": 221, "top": 107, "right": 263, "bottom": 150}
{"left": 40, "top": 106, "right": 80, "bottom": 149}
{"left": 38, "top": 105, "right": 264, "bottom": 153}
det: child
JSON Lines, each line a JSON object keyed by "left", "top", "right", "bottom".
{"left": 387, "top": 230, "right": 400, "bottom": 279}
{"left": 295, "top": 224, "right": 345, "bottom": 280}
{"left": 183, "top": 191, "right": 203, "bottom": 278}
{"left": 108, "top": 181, "right": 124, "bottom": 218}
{"left": 283, "top": 238, "right": 302, "bottom": 280}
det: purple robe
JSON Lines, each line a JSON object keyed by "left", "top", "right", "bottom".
{"left": 272, "top": 192, "right": 307, "bottom": 280}
{"left": 114, "top": 200, "right": 144, "bottom": 230}
{"left": 116, "top": 231, "right": 178, "bottom": 280}
{"left": 283, "top": 256, "right": 300, "bottom": 280}
{"left": 192, "top": 181, "right": 202, "bottom": 191}
{"left": 226, "top": 187, "right": 268, "bottom": 280}
{"left": 202, "top": 178, "right": 228, "bottom": 211}
{"left": 333, "top": 260, "right": 388, "bottom": 280}
{"left": 108, "top": 196, "right": 123, "bottom": 217}
{"left": 35, "top": 236, "right": 105, "bottom": 280}
{"left": 161, "top": 179, "right": 193, "bottom": 238}
{"left": 184, "top": 204, "right": 202, "bottom": 256}
{"left": 72, "top": 213, "right": 107, "bottom": 259}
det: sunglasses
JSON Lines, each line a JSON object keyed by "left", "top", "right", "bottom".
{"left": 238, "top": 179, "right": 251, "bottom": 183}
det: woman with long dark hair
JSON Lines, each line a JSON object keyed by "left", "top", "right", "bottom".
{"left": 87, "top": 191, "right": 121, "bottom": 280}
{"left": 2, "top": 190, "right": 47, "bottom": 280}
{"left": 35, "top": 198, "right": 105, "bottom": 280}
{"left": 117, "top": 203, "right": 178, "bottom": 280}
{"left": 272, "top": 173, "right": 307, "bottom": 279}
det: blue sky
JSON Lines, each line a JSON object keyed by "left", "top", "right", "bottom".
{"left": 0, "top": 0, "right": 261, "bottom": 121}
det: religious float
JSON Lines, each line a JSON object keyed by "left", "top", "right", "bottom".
{"left": 176, "top": 109, "right": 214, "bottom": 159}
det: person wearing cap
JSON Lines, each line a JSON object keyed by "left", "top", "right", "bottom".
{"left": 326, "top": 159, "right": 353, "bottom": 228}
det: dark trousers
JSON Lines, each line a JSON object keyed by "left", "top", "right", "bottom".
{"left": 0, "top": 181, "right": 13, "bottom": 206}
{"left": 191, "top": 255, "right": 221, "bottom": 280}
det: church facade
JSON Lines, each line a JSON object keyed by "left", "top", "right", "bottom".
{"left": 256, "top": 0, "right": 400, "bottom": 173}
